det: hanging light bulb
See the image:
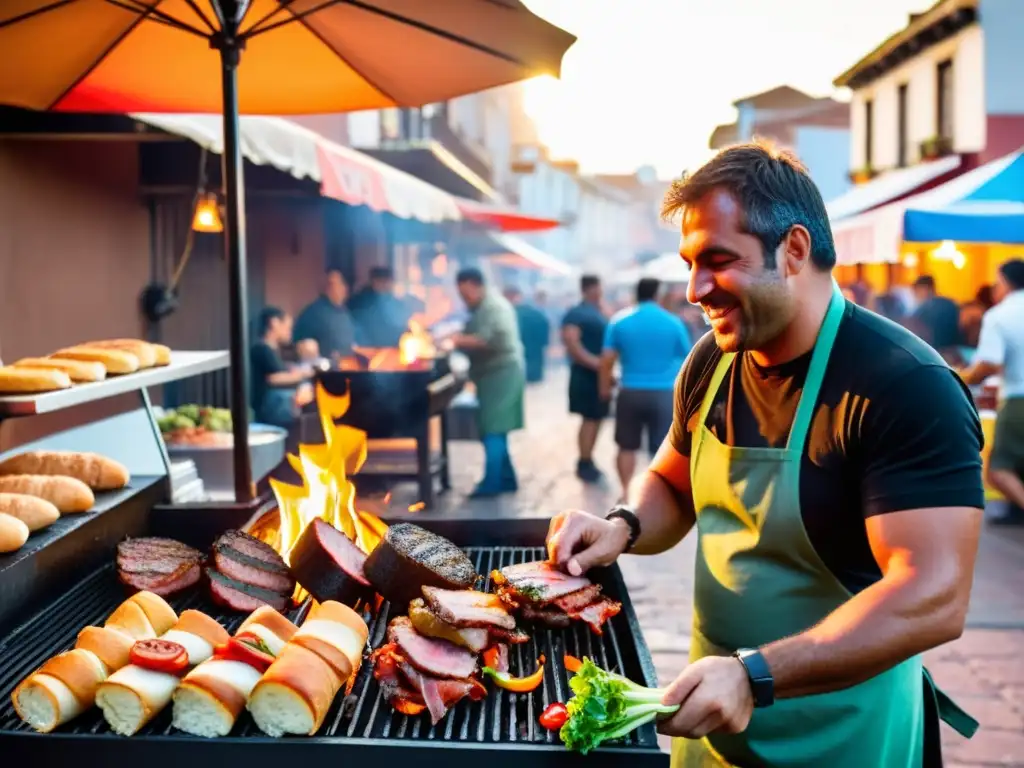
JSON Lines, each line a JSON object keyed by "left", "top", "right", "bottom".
{"left": 191, "top": 191, "right": 224, "bottom": 233}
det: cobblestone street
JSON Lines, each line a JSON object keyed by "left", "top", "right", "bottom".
{"left": 381, "top": 365, "right": 1024, "bottom": 765}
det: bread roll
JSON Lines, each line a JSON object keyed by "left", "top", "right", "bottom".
{"left": 151, "top": 344, "right": 172, "bottom": 366}
{"left": 0, "top": 366, "right": 71, "bottom": 394}
{"left": 13, "top": 357, "right": 106, "bottom": 383}
{"left": 0, "top": 493, "right": 59, "bottom": 532}
{"left": 161, "top": 610, "right": 231, "bottom": 665}
{"left": 83, "top": 340, "right": 157, "bottom": 369}
{"left": 247, "top": 643, "right": 341, "bottom": 737}
{"left": 0, "top": 475, "right": 94, "bottom": 513}
{"left": 0, "top": 512, "right": 30, "bottom": 552}
{"left": 11, "top": 593, "right": 177, "bottom": 733}
{"left": 75, "top": 626, "right": 135, "bottom": 671}
{"left": 0, "top": 450, "right": 130, "bottom": 491}
{"left": 290, "top": 601, "right": 368, "bottom": 679}
{"left": 172, "top": 606, "right": 297, "bottom": 738}
{"left": 52, "top": 347, "right": 139, "bottom": 375}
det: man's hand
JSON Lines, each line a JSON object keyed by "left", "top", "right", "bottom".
{"left": 656, "top": 656, "right": 753, "bottom": 739}
{"left": 546, "top": 509, "right": 630, "bottom": 576}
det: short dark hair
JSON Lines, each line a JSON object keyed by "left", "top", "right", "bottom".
{"left": 914, "top": 275, "right": 936, "bottom": 292}
{"left": 636, "top": 277, "right": 660, "bottom": 303}
{"left": 257, "top": 306, "right": 285, "bottom": 336}
{"left": 581, "top": 274, "right": 600, "bottom": 293}
{"left": 456, "top": 267, "right": 484, "bottom": 286}
{"left": 661, "top": 139, "right": 836, "bottom": 270}
{"left": 999, "top": 258, "right": 1024, "bottom": 291}
{"left": 369, "top": 266, "right": 394, "bottom": 281}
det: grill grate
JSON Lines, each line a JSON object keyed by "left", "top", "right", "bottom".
{"left": 0, "top": 546, "right": 661, "bottom": 760}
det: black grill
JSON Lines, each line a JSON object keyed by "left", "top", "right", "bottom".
{"left": 0, "top": 541, "right": 665, "bottom": 768}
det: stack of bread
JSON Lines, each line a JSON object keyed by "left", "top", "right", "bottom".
{"left": 247, "top": 601, "right": 369, "bottom": 737}
{"left": 0, "top": 450, "right": 131, "bottom": 554}
{"left": 95, "top": 609, "right": 230, "bottom": 736}
{"left": 172, "top": 605, "right": 298, "bottom": 738}
{"left": 11, "top": 591, "right": 177, "bottom": 733}
{"left": 0, "top": 338, "right": 172, "bottom": 394}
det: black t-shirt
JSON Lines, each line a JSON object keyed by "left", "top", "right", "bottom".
{"left": 669, "top": 302, "right": 985, "bottom": 595}
{"left": 562, "top": 301, "right": 607, "bottom": 377}
{"left": 250, "top": 341, "right": 285, "bottom": 413}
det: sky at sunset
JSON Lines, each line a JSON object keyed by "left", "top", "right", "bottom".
{"left": 520, "top": 0, "right": 938, "bottom": 179}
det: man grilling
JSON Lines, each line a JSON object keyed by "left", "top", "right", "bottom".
{"left": 449, "top": 268, "right": 526, "bottom": 498}
{"left": 545, "top": 141, "right": 983, "bottom": 767}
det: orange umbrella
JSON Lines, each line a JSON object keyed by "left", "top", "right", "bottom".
{"left": 0, "top": 0, "right": 575, "bottom": 503}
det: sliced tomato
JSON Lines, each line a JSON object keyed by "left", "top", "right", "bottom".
{"left": 539, "top": 702, "right": 568, "bottom": 731}
{"left": 130, "top": 639, "right": 189, "bottom": 675}
{"left": 213, "top": 633, "right": 275, "bottom": 672}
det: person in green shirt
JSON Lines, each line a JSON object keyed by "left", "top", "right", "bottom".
{"left": 449, "top": 268, "right": 526, "bottom": 498}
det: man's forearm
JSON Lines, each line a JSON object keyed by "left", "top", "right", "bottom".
{"left": 456, "top": 333, "right": 489, "bottom": 351}
{"left": 629, "top": 469, "right": 696, "bottom": 555}
{"left": 760, "top": 567, "right": 966, "bottom": 699}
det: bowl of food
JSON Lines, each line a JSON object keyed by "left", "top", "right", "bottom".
{"left": 156, "top": 405, "right": 287, "bottom": 493}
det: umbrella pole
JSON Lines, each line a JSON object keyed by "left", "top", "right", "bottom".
{"left": 217, "top": 35, "right": 254, "bottom": 504}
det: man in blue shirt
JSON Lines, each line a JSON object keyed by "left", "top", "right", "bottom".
{"left": 562, "top": 275, "right": 610, "bottom": 483}
{"left": 599, "top": 277, "right": 692, "bottom": 500}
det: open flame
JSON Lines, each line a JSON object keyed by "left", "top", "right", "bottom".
{"left": 265, "top": 381, "right": 390, "bottom": 603}
{"left": 399, "top": 317, "right": 435, "bottom": 366}
{"left": 344, "top": 314, "right": 436, "bottom": 372}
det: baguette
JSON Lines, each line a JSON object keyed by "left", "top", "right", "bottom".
{"left": 0, "top": 512, "right": 30, "bottom": 552}
{"left": 0, "top": 450, "right": 130, "bottom": 491}
{"left": 14, "top": 357, "right": 106, "bottom": 383}
{"left": 0, "top": 493, "right": 60, "bottom": 532}
{"left": 0, "top": 475, "right": 94, "bottom": 513}
{"left": 12, "top": 592, "right": 177, "bottom": 732}
{"left": 173, "top": 606, "right": 298, "bottom": 738}
{"left": 83, "top": 340, "right": 158, "bottom": 369}
{"left": 0, "top": 366, "right": 71, "bottom": 394}
{"left": 51, "top": 347, "right": 140, "bottom": 375}
{"left": 247, "top": 601, "right": 368, "bottom": 737}
{"left": 96, "top": 610, "right": 229, "bottom": 736}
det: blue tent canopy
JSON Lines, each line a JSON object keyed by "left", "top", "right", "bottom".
{"left": 903, "top": 148, "right": 1024, "bottom": 243}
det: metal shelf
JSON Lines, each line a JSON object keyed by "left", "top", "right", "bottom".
{"left": 0, "top": 351, "right": 229, "bottom": 417}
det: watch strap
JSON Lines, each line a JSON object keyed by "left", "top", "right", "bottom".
{"left": 606, "top": 506, "right": 641, "bottom": 552}
{"left": 733, "top": 648, "right": 774, "bottom": 708}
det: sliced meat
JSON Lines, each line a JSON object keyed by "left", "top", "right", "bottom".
{"left": 212, "top": 529, "right": 293, "bottom": 595}
{"left": 216, "top": 529, "right": 285, "bottom": 567}
{"left": 484, "top": 644, "right": 509, "bottom": 674}
{"left": 493, "top": 561, "right": 592, "bottom": 604}
{"left": 388, "top": 616, "right": 477, "bottom": 679}
{"left": 289, "top": 518, "right": 372, "bottom": 606}
{"left": 118, "top": 562, "right": 201, "bottom": 596}
{"left": 363, "top": 523, "right": 477, "bottom": 608}
{"left": 117, "top": 537, "right": 203, "bottom": 566}
{"left": 208, "top": 568, "right": 290, "bottom": 612}
{"left": 569, "top": 598, "right": 622, "bottom": 636}
{"left": 422, "top": 587, "right": 515, "bottom": 630}
{"left": 409, "top": 599, "right": 489, "bottom": 653}
{"left": 398, "top": 661, "right": 486, "bottom": 725}
{"left": 488, "top": 625, "right": 530, "bottom": 645}
{"left": 552, "top": 584, "right": 603, "bottom": 614}
{"left": 519, "top": 604, "right": 572, "bottom": 629}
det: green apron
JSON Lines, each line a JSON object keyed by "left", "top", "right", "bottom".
{"left": 472, "top": 363, "right": 525, "bottom": 435}
{"left": 672, "top": 282, "right": 978, "bottom": 768}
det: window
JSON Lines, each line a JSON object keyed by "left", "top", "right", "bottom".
{"left": 897, "top": 83, "right": 909, "bottom": 167}
{"left": 937, "top": 59, "right": 954, "bottom": 140}
{"left": 864, "top": 98, "right": 874, "bottom": 169}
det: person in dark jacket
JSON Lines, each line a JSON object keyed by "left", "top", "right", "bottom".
{"left": 293, "top": 269, "right": 356, "bottom": 359}
{"left": 348, "top": 266, "right": 413, "bottom": 348}
{"left": 505, "top": 286, "right": 551, "bottom": 383}
{"left": 908, "top": 275, "right": 963, "bottom": 362}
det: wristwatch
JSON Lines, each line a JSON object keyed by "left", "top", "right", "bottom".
{"left": 605, "top": 505, "right": 641, "bottom": 553}
{"left": 733, "top": 648, "right": 774, "bottom": 708}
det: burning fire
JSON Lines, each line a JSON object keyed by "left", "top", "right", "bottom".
{"left": 347, "top": 314, "right": 436, "bottom": 372}
{"left": 264, "top": 381, "right": 390, "bottom": 603}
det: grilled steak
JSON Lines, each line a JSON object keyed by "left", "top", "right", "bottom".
{"left": 289, "top": 518, "right": 372, "bottom": 606}
{"left": 388, "top": 616, "right": 478, "bottom": 679}
{"left": 408, "top": 599, "right": 490, "bottom": 653}
{"left": 372, "top": 643, "right": 486, "bottom": 725}
{"left": 422, "top": 586, "right": 516, "bottom": 630}
{"left": 552, "top": 584, "right": 604, "bottom": 613}
{"left": 116, "top": 537, "right": 204, "bottom": 596}
{"left": 487, "top": 625, "right": 530, "bottom": 644}
{"left": 213, "top": 529, "right": 294, "bottom": 595}
{"left": 493, "top": 561, "right": 591, "bottom": 604}
{"left": 570, "top": 598, "right": 622, "bottom": 635}
{"left": 519, "top": 604, "right": 572, "bottom": 629}
{"left": 208, "top": 568, "right": 290, "bottom": 612}
{"left": 363, "top": 523, "right": 477, "bottom": 608}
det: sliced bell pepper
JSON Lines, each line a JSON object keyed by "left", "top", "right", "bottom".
{"left": 482, "top": 654, "right": 546, "bottom": 693}
{"left": 482, "top": 645, "right": 503, "bottom": 671}
{"left": 564, "top": 654, "right": 583, "bottom": 674}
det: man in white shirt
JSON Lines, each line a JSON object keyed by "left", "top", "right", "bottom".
{"left": 961, "top": 259, "right": 1024, "bottom": 514}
